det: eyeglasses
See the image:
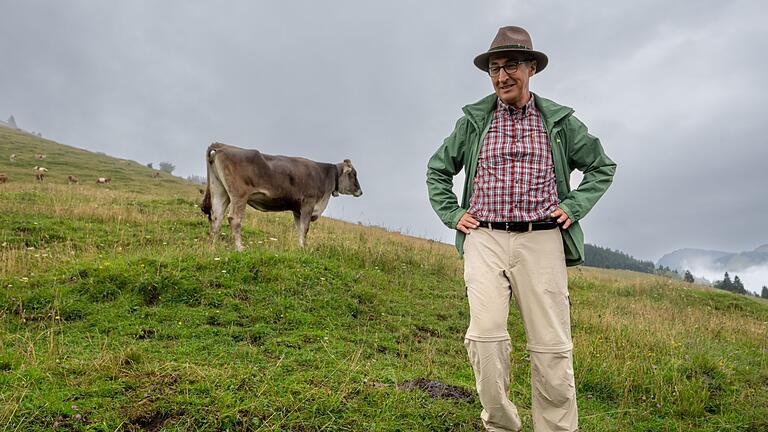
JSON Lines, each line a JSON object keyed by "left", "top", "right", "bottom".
{"left": 488, "top": 60, "right": 529, "bottom": 77}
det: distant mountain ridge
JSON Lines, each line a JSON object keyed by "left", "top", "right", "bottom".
{"left": 657, "top": 245, "right": 768, "bottom": 294}
{"left": 658, "top": 245, "right": 768, "bottom": 273}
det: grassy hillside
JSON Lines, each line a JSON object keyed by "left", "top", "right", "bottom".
{"left": 0, "top": 127, "right": 195, "bottom": 195}
{"left": 1, "top": 132, "right": 767, "bottom": 431}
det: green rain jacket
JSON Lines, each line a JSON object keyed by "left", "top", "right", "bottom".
{"left": 426, "top": 93, "right": 616, "bottom": 266}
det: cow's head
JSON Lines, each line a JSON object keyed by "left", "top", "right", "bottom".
{"left": 335, "top": 159, "right": 362, "bottom": 197}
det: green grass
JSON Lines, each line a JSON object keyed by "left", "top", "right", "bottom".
{"left": 1, "top": 129, "right": 767, "bottom": 431}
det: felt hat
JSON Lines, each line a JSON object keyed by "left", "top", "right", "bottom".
{"left": 473, "top": 26, "right": 548, "bottom": 73}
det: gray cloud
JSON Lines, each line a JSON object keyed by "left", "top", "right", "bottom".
{"left": 1, "top": 0, "right": 766, "bottom": 263}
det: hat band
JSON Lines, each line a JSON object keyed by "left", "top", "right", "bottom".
{"left": 489, "top": 44, "right": 531, "bottom": 52}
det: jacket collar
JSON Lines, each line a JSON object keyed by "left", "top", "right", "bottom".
{"left": 462, "top": 92, "right": 574, "bottom": 131}
{"left": 497, "top": 94, "right": 537, "bottom": 118}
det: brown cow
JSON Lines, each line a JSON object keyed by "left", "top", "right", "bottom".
{"left": 201, "top": 142, "right": 362, "bottom": 250}
{"left": 68, "top": 175, "right": 79, "bottom": 184}
{"left": 0, "top": 173, "right": 7, "bottom": 184}
{"left": 96, "top": 177, "right": 111, "bottom": 184}
{"left": 152, "top": 171, "right": 161, "bottom": 178}
{"left": 35, "top": 153, "right": 46, "bottom": 160}
{"left": 33, "top": 166, "right": 48, "bottom": 181}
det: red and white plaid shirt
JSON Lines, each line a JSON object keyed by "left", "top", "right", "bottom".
{"left": 468, "top": 95, "right": 559, "bottom": 222}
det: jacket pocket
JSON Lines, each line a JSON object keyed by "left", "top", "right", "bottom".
{"left": 560, "top": 224, "right": 583, "bottom": 266}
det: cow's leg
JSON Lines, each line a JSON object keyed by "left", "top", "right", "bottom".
{"left": 209, "top": 191, "right": 230, "bottom": 248}
{"left": 293, "top": 208, "right": 312, "bottom": 248}
{"left": 228, "top": 197, "right": 248, "bottom": 252}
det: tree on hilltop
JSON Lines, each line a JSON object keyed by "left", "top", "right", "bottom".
{"left": 714, "top": 272, "right": 750, "bottom": 295}
{"left": 733, "top": 276, "right": 747, "bottom": 295}
{"left": 714, "top": 272, "right": 733, "bottom": 292}
{"left": 159, "top": 161, "right": 175, "bottom": 174}
{"left": 186, "top": 174, "right": 206, "bottom": 185}
{"left": 761, "top": 286, "right": 768, "bottom": 299}
{"left": 683, "top": 270, "right": 695, "bottom": 283}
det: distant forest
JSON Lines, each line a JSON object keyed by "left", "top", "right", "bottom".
{"left": 584, "top": 244, "right": 658, "bottom": 274}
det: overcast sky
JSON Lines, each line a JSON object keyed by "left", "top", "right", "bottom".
{"left": 1, "top": 0, "right": 767, "bottom": 265}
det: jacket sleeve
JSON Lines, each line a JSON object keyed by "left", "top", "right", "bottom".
{"left": 558, "top": 115, "right": 616, "bottom": 222}
{"left": 426, "top": 116, "right": 469, "bottom": 230}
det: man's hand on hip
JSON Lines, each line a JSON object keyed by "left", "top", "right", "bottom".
{"left": 550, "top": 207, "right": 573, "bottom": 229}
{"left": 456, "top": 212, "right": 480, "bottom": 234}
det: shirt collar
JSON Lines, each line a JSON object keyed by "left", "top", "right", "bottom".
{"left": 497, "top": 94, "right": 536, "bottom": 117}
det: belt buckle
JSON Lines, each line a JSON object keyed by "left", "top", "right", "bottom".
{"left": 504, "top": 222, "right": 510, "bottom": 232}
{"left": 528, "top": 222, "right": 533, "bottom": 232}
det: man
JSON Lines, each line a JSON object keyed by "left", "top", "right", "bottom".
{"left": 426, "top": 26, "right": 615, "bottom": 431}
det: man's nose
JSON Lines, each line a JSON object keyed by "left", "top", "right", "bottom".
{"left": 497, "top": 69, "right": 512, "bottom": 82}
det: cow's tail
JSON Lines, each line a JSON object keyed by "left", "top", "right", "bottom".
{"left": 201, "top": 183, "right": 212, "bottom": 221}
{"left": 200, "top": 144, "right": 218, "bottom": 221}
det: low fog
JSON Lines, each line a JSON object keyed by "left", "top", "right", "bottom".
{"left": 688, "top": 265, "right": 767, "bottom": 295}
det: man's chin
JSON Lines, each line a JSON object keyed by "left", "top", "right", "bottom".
{"left": 498, "top": 95, "right": 518, "bottom": 105}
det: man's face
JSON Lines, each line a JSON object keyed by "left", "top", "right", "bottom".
{"left": 489, "top": 55, "right": 536, "bottom": 108}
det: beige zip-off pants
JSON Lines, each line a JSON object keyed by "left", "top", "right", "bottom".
{"left": 463, "top": 227, "right": 578, "bottom": 432}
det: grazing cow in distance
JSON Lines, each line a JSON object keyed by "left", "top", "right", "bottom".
{"left": 0, "top": 173, "right": 7, "bottom": 184}
{"left": 201, "top": 142, "right": 363, "bottom": 250}
{"left": 96, "top": 177, "right": 111, "bottom": 184}
{"left": 33, "top": 166, "right": 48, "bottom": 181}
{"left": 152, "top": 171, "right": 161, "bottom": 178}
{"left": 35, "top": 153, "right": 46, "bottom": 160}
{"left": 9, "top": 154, "right": 16, "bottom": 162}
{"left": 67, "top": 175, "right": 79, "bottom": 184}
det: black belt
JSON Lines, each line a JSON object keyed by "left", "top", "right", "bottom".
{"left": 477, "top": 220, "right": 559, "bottom": 232}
